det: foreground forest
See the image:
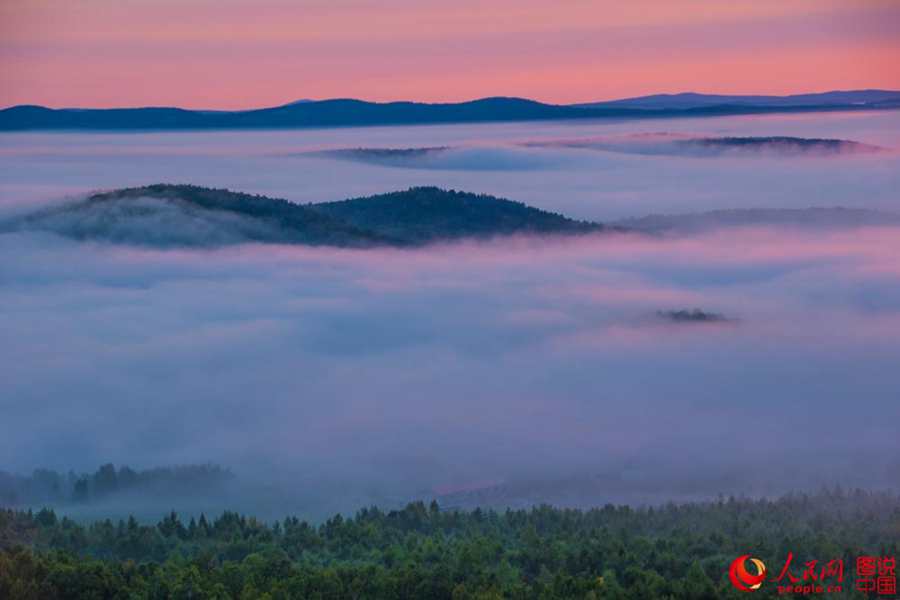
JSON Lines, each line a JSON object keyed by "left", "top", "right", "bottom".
{"left": 1, "top": 488, "right": 898, "bottom": 599}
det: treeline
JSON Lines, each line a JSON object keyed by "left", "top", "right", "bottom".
{"left": 0, "top": 463, "right": 232, "bottom": 507}
{"left": 1, "top": 488, "right": 898, "bottom": 598}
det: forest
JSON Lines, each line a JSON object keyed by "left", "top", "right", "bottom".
{"left": 1, "top": 488, "right": 897, "bottom": 599}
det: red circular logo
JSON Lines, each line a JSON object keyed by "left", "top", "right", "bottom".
{"left": 729, "top": 555, "right": 767, "bottom": 592}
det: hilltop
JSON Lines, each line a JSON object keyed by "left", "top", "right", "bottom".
{"left": 310, "top": 186, "right": 600, "bottom": 244}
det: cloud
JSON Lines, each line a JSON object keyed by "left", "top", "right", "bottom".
{"left": 302, "top": 145, "right": 565, "bottom": 171}
{"left": 3, "top": 110, "right": 898, "bottom": 224}
{"left": 3, "top": 195, "right": 291, "bottom": 247}
{"left": 1, "top": 110, "right": 899, "bottom": 516}
{"left": 522, "top": 132, "right": 887, "bottom": 157}
{"left": 1, "top": 224, "right": 899, "bottom": 514}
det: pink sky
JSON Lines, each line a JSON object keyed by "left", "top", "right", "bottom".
{"left": 1, "top": 0, "right": 899, "bottom": 109}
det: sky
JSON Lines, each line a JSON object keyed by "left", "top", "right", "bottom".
{"left": 1, "top": 0, "right": 899, "bottom": 109}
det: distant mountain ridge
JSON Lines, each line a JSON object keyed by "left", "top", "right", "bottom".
{"left": 574, "top": 89, "right": 900, "bottom": 110}
{"left": 0, "top": 98, "right": 591, "bottom": 131}
{"left": 2, "top": 184, "right": 602, "bottom": 247}
{"left": 2, "top": 89, "right": 898, "bottom": 131}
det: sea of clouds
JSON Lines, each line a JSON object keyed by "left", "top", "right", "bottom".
{"left": 1, "top": 110, "right": 899, "bottom": 221}
{"left": 1, "top": 110, "right": 899, "bottom": 517}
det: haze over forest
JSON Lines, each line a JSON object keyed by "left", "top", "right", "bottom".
{"left": 2, "top": 109, "right": 899, "bottom": 521}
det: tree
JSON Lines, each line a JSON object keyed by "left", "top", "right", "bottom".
{"left": 72, "top": 477, "right": 89, "bottom": 503}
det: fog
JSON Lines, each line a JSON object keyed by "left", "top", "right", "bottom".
{"left": 2, "top": 110, "right": 899, "bottom": 221}
{"left": 1, "top": 111, "right": 899, "bottom": 518}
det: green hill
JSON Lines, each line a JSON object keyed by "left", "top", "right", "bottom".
{"left": 6, "top": 184, "right": 604, "bottom": 247}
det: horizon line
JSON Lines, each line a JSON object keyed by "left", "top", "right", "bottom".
{"left": 4, "top": 87, "right": 899, "bottom": 112}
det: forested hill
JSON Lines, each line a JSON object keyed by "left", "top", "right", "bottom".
{"left": 309, "top": 186, "right": 600, "bottom": 244}
{"left": 4, "top": 184, "right": 603, "bottom": 247}
{"left": 5, "top": 184, "right": 392, "bottom": 247}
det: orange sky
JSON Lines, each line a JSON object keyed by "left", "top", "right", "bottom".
{"left": 1, "top": 0, "right": 899, "bottom": 109}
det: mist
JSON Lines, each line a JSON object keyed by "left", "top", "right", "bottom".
{"left": 2, "top": 110, "right": 899, "bottom": 221}
{"left": 1, "top": 110, "right": 899, "bottom": 519}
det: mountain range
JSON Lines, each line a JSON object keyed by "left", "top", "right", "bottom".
{"left": 574, "top": 89, "right": 900, "bottom": 110}
{"left": 1, "top": 90, "right": 898, "bottom": 131}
